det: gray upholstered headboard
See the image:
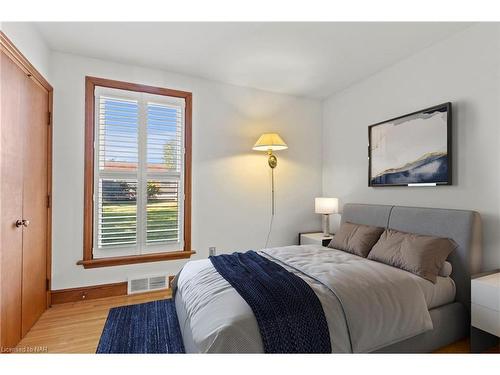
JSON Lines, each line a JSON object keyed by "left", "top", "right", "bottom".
{"left": 341, "top": 203, "right": 482, "bottom": 313}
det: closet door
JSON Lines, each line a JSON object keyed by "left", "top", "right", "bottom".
{"left": 21, "top": 76, "right": 48, "bottom": 337}
{"left": 0, "top": 50, "right": 25, "bottom": 348}
{"left": 1, "top": 45, "right": 50, "bottom": 347}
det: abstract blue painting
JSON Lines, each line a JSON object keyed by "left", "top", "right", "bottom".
{"left": 369, "top": 103, "right": 451, "bottom": 186}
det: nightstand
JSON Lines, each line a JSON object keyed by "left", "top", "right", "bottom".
{"left": 471, "top": 271, "right": 500, "bottom": 337}
{"left": 299, "top": 232, "right": 333, "bottom": 247}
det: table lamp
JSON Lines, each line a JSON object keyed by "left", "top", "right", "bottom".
{"left": 315, "top": 197, "right": 338, "bottom": 236}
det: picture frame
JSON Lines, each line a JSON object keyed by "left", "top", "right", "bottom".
{"left": 368, "top": 102, "right": 452, "bottom": 187}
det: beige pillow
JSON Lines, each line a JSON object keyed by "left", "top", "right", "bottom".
{"left": 328, "top": 222, "right": 385, "bottom": 258}
{"left": 367, "top": 229, "right": 456, "bottom": 283}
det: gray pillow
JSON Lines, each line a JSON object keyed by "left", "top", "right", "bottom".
{"left": 367, "top": 229, "right": 456, "bottom": 283}
{"left": 439, "top": 261, "right": 452, "bottom": 277}
{"left": 328, "top": 222, "right": 385, "bottom": 258}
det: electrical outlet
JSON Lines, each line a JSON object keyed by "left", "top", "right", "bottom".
{"left": 209, "top": 247, "right": 216, "bottom": 256}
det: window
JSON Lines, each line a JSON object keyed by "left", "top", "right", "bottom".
{"left": 80, "top": 77, "right": 193, "bottom": 268}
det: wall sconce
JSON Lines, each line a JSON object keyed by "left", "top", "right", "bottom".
{"left": 253, "top": 133, "right": 288, "bottom": 247}
{"left": 252, "top": 133, "right": 288, "bottom": 169}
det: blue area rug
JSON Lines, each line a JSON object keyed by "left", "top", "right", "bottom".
{"left": 96, "top": 299, "right": 185, "bottom": 353}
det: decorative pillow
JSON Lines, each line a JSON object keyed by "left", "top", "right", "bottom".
{"left": 328, "top": 222, "right": 385, "bottom": 258}
{"left": 439, "top": 261, "right": 453, "bottom": 277}
{"left": 367, "top": 229, "right": 456, "bottom": 283}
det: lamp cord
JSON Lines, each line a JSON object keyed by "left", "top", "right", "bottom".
{"left": 265, "top": 167, "right": 275, "bottom": 248}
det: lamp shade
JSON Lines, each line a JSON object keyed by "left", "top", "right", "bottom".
{"left": 315, "top": 197, "right": 338, "bottom": 214}
{"left": 252, "top": 133, "right": 288, "bottom": 151}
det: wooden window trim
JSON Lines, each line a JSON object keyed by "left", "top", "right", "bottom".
{"left": 80, "top": 76, "right": 193, "bottom": 269}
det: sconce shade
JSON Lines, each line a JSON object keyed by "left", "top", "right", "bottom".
{"left": 315, "top": 197, "right": 339, "bottom": 214}
{"left": 252, "top": 133, "right": 288, "bottom": 151}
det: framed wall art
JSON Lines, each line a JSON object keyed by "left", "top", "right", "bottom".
{"left": 368, "top": 102, "right": 452, "bottom": 187}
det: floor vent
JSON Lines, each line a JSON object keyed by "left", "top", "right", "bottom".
{"left": 149, "top": 276, "right": 167, "bottom": 290}
{"left": 128, "top": 275, "right": 169, "bottom": 294}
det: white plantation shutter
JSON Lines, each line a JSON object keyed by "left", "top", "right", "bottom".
{"left": 93, "top": 86, "right": 185, "bottom": 258}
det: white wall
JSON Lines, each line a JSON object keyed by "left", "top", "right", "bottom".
{"left": 51, "top": 52, "right": 323, "bottom": 289}
{"left": 0, "top": 22, "right": 51, "bottom": 80}
{"left": 322, "top": 24, "right": 500, "bottom": 271}
{"left": 7, "top": 21, "right": 497, "bottom": 286}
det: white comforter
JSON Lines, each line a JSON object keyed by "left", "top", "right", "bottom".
{"left": 174, "top": 245, "right": 434, "bottom": 353}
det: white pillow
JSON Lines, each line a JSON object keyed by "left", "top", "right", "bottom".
{"left": 438, "top": 261, "right": 452, "bottom": 277}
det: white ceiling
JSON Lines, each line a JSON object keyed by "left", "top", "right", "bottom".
{"left": 34, "top": 22, "right": 472, "bottom": 98}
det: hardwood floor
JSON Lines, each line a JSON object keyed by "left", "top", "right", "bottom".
{"left": 434, "top": 338, "right": 470, "bottom": 353}
{"left": 15, "top": 289, "right": 171, "bottom": 353}
{"left": 434, "top": 338, "right": 499, "bottom": 354}
{"left": 15, "top": 289, "right": 498, "bottom": 354}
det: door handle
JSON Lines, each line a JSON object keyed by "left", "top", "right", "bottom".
{"left": 15, "top": 219, "right": 29, "bottom": 228}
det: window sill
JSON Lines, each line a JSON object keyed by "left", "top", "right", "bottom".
{"left": 77, "top": 250, "right": 195, "bottom": 269}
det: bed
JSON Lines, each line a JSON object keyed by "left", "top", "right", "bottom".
{"left": 173, "top": 204, "right": 482, "bottom": 353}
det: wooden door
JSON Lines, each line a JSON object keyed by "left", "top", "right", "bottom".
{"left": 0, "top": 50, "right": 25, "bottom": 348}
{"left": 21, "top": 75, "right": 49, "bottom": 337}
{"left": 0, "top": 44, "right": 50, "bottom": 348}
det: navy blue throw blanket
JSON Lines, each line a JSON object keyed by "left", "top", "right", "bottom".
{"left": 209, "top": 251, "right": 331, "bottom": 353}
